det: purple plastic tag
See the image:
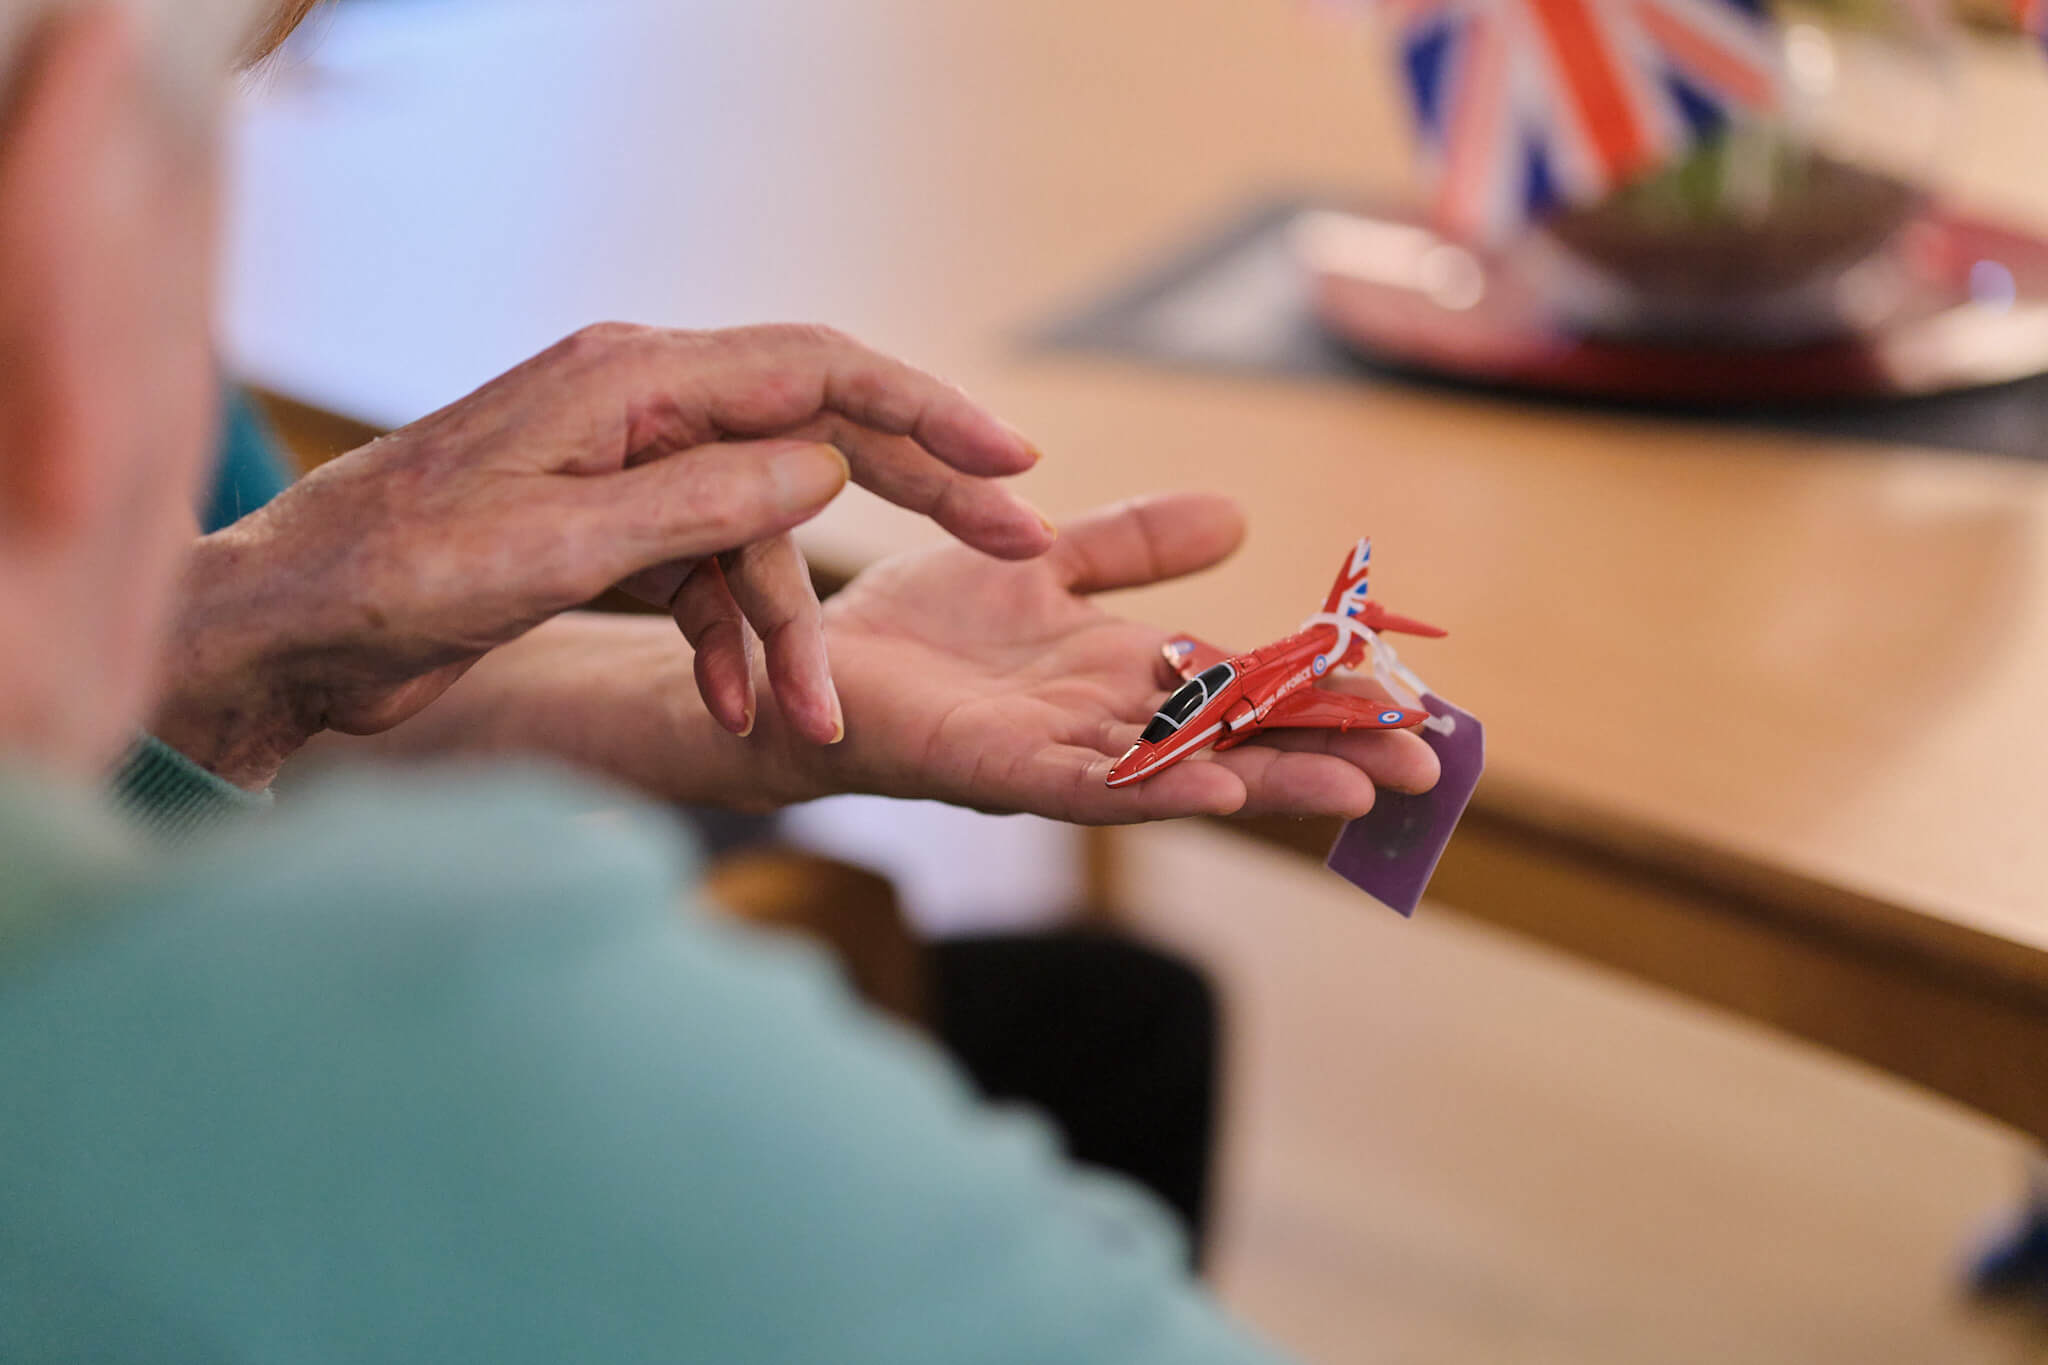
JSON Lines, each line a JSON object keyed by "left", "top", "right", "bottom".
{"left": 1325, "top": 693, "right": 1484, "bottom": 917}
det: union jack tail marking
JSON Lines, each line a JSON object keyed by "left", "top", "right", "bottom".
{"left": 1320, "top": 538, "right": 1376, "bottom": 618}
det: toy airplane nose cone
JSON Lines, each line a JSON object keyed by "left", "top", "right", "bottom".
{"left": 1106, "top": 744, "right": 1147, "bottom": 788}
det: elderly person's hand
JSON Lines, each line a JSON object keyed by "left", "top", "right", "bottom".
{"left": 155, "top": 323, "right": 1052, "bottom": 787}
{"left": 419, "top": 494, "right": 1440, "bottom": 824}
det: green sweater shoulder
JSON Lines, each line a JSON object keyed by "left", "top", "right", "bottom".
{"left": 0, "top": 764, "right": 1288, "bottom": 1365}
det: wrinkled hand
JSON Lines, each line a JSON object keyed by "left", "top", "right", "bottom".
{"left": 794, "top": 493, "right": 1442, "bottom": 823}
{"left": 156, "top": 323, "right": 1052, "bottom": 787}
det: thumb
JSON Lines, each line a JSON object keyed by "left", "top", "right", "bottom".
{"left": 580, "top": 438, "right": 849, "bottom": 593}
{"left": 1050, "top": 492, "right": 1247, "bottom": 594}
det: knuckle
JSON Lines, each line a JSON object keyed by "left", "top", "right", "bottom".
{"left": 835, "top": 361, "right": 906, "bottom": 422}
{"left": 801, "top": 321, "right": 857, "bottom": 352}
{"left": 721, "top": 536, "right": 771, "bottom": 574}
{"left": 745, "top": 580, "right": 821, "bottom": 632}
{"left": 740, "top": 320, "right": 859, "bottom": 355}
{"left": 556, "top": 320, "right": 649, "bottom": 364}
{"left": 741, "top": 369, "right": 818, "bottom": 426}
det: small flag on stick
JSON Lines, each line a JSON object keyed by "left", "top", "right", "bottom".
{"left": 1380, "top": 0, "right": 1785, "bottom": 241}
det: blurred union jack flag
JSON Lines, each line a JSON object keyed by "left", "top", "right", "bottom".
{"left": 1387, "top": 0, "right": 1784, "bottom": 242}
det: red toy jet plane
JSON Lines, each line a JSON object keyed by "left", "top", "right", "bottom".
{"left": 1107, "top": 539, "right": 1446, "bottom": 788}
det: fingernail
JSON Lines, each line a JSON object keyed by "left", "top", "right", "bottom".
{"left": 827, "top": 687, "right": 846, "bottom": 745}
{"left": 1037, "top": 512, "right": 1059, "bottom": 541}
{"left": 771, "top": 442, "right": 850, "bottom": 512}
{"left": 737, "top": 700, "right": 756, "bottom": 738}
{"left": 996, "top": 419, "right": 1042, "bottom": 465}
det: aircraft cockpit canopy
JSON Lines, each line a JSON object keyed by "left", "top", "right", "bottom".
{"left": 1139, "top": 663, "right": 1236, "bottom": 744}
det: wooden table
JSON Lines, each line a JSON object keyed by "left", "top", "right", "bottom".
{"left": 227, "top": 0, "right": 2048, "bottom": 1138}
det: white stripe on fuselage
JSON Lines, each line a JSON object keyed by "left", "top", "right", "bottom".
{"left": 1124, "top": 719, "right": 1224, "bottom": 782}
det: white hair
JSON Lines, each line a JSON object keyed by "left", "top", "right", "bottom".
{"left": 0, "top": 0, "right": 275, "bottom": 115}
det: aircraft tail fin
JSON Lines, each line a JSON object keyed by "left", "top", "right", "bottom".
{"left": 1316, "top": 538, "right": 1448, "bottom": 638}
{"left": 1320, "top": 538, "right": 1374, "bottom": 620}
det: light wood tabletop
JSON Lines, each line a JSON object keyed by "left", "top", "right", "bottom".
{"left": 228, "top": 0, "right": 2048, "bottom": 1136}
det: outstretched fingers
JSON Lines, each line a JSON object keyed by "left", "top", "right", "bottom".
{"left": 1211, "top": 745, "right": 1381, "bottom": 820}
{"left": 569, "top": 324, "right": 1060, "bottom": 563}
{"left": 792, "top": 416, "right": 1053, "bottom": 561}
{"left": 581, "top": 438, "right": 849, "bottom": 595}
{"left": 671, "top": 558, "right": 757, "bottom": 736}
{"left": 1049, "top": 493, "right": 1247, "bottom": 595}
{"left": 1039, "top": 743, "right": 1248, "bottom": 824}
{"left": 721, "top": 532, "right": 843, "bottom": 745}
{"left": 1092, "top": 717, "right": 1400, "bottom": 820}
{"left": 1253, "top": 725, "right": 1441, "bottom": 796}
{"left": 648, "top": 323, "right": 1043, "bottom": 475}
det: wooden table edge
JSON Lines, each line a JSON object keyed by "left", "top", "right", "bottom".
{"left": 1227, "top": 798, "right": 2048, "bottom": 1141}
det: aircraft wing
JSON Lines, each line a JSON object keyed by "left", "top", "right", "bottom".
{"left": 1258, "top": 689, "right": 1429, "bottom": 732}
{"left": 1161, "top": 636, "right": 1231, "bottom": 681}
